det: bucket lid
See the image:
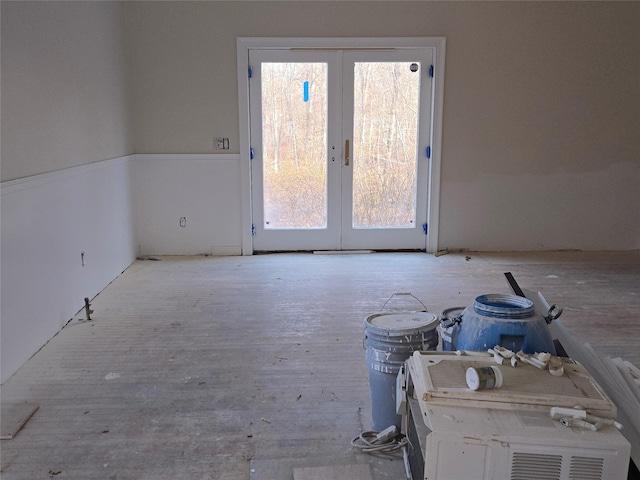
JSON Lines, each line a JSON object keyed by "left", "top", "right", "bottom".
{"left": 364, "top": 312, "right": 438, "bottom": 336}
{"left": 440, "top": 306, "right": 466, "bottom": 319}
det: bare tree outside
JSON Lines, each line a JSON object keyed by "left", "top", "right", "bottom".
{"left": 352, "top": 62, "right": 419, "bottom": 228}
{"left": 262, "top": 62, "right": 328, "bottom": 228}
{"left": 261, "top": 61, "right": 420, "bottom": 230}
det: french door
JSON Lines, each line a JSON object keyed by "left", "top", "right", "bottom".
{"left": 248, "top": 47, "right": 434, "bottom": 251}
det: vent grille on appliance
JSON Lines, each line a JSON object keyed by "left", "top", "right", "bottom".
{"left": 511, "top": 453, "right": 562, "bottom": 480}
{"left": 569, "top": 456, "right": 604, "bottom": 480}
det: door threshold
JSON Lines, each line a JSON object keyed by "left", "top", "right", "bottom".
{"left": 313, "top": 250, "right": 373, "bottom": 255}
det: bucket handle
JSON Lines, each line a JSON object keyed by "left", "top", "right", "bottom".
{"left": 545, "top": 304, "right": 563, "bottom": 324}
{"left": 380, "top": 293, "right": 428, "bottom": 312}
{"left": 440, "top": 315, "right": 462, "bottom": 329}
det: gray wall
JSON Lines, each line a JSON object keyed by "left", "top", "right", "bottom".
{"left": 1, "top": 1, "right": 133, "bottom": 181}
{"left": 3, "top": 1, "right": 639, "bottom": 251}
{"left": 124, "top": 1, "right": 640, "bottom": 250}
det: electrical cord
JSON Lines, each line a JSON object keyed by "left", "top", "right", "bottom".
{"left": 351, "top": 430, "right": 409, "bottom": 454}
{"left": 352, "top": 427, "right": 413, "bottom": 479}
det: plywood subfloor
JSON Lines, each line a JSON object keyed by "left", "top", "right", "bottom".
{"left": 1, "top": 251, "right": 638, "bottom": 479}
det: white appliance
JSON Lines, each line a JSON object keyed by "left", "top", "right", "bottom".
{"left": 402, "top": 352, "right": 631, "bottom": 480}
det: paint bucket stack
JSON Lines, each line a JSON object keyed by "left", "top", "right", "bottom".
{"left": 364, "top": 310, "right": 438, "bottom": 431}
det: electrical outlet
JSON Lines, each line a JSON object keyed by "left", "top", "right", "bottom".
{"left": 214, "top": 137, "right": 230, "bottom": 150}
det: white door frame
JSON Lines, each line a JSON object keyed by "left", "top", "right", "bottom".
{"left": 237, "top": 37, "right": 446, "bottom": 255}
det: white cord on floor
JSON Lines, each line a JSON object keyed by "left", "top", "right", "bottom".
{"left": 350, "top": 430, "right": 409, "bottom": 454}
{"left": 352, "top": 429, "right": 413, "bottom": 479}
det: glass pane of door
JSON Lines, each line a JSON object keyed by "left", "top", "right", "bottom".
{"left": 249, "top": 49, "right": 341, "bottom": 252}
{"left": 262, "top": 62, "right": 328, "bottom": 229}
{"left": 352, "top": 62, "right": 420, "bottom": 229}
{"left": 341, "top": 49, "right": 432, "bottom": 251}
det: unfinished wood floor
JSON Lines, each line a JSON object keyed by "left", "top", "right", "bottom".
{"left": 1, "top": 251, "right": 639, "bottom": 479}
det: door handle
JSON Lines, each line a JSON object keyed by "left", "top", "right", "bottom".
{"left": 344, "top": 139, "right": 350, "bottom": 166}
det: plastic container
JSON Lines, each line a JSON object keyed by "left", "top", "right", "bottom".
{"left": 466, "top": 365, "right": 503, "bottom": 390}
{"left": 444, "top": 294, "right": 556, "bottom": 355}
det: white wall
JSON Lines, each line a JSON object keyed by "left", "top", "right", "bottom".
{"left": 0, "top": 158, "right": 137, "bottom": 383}
{"left": 133, "top": 155, "right": 242, "bottom": 256}
{"left": 124, "top": 1, "right": 640, "bottom": 251}
{"left": 1, "top": 2, "right": 136, "bottom": 383}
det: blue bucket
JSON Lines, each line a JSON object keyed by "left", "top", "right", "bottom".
{"left": 444, "top": 294, "right": 556, "bottom": 355}
{"left": 364, "top": 311, "right": 438, "bottom": 431}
